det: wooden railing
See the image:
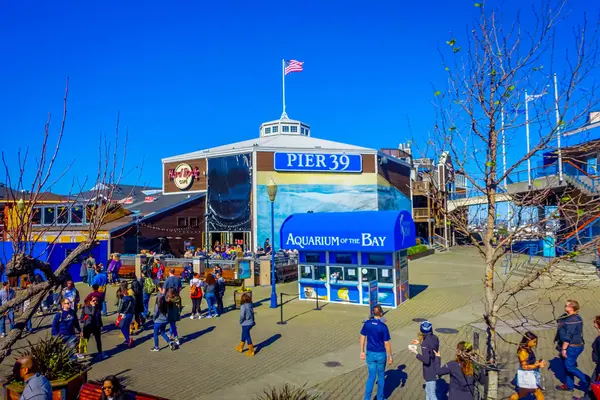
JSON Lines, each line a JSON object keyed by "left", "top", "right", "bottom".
{"left": 413, "top": 208, "right": 430, "bottom": 219}
{"left": 413, "top": 181, "right": 430, "bottom": 193}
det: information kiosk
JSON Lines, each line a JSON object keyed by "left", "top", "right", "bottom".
{"left": 280, "top": 210, "right": 416, "bottom": 308}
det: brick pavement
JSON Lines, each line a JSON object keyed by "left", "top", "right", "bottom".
{"left": 1, "top": 247, "right": 597, "bottom": 399}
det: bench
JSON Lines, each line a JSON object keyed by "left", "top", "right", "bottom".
{"left": 205, "top": 268, "right": 239, "bottom": 285}
{"left": 79, "top": 381, "right": 168, "bottom": 400}
{"left": 118, "top": 265, "right": 136, "bottom": 279}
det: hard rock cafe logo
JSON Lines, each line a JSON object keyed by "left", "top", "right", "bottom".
{"left": 168, "top": 163, "right": 200, "bottom": 190}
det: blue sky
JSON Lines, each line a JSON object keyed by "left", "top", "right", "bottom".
{"left": 0, "top": 0, "right": 597, "bottom": 193}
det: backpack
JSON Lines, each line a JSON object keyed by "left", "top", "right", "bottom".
{"left": 143, "top": 277, "right": 155, "bottom": 294}
{"left": 190, "top": 283, "right": 202, "bottom": 297}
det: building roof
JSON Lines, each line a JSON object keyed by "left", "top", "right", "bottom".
{"left": 162, "top": 133, "right": 375, "bottom": 163}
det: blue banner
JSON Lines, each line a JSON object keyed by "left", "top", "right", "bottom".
{"left": 369, "top": 280, "right": 378, "bottom": 317}
{"left": 274, "top": 152, "right": 362, "bottom": 173}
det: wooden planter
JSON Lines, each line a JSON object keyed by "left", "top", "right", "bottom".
{"left": 4, "top": 369, "right": 88, "bottom": 400}
{"left": 233, "top": 290, "right": 252, "bottom": 309}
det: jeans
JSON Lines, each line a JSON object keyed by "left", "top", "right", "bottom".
{"left": 120, "top": 313, "right": 133, "bottom": 342}
{"left": 217, "top": 292, "right": 225, "bottom": 315}
{"left": 153, "top": 321, "right": 171, "bottom": 348}
{"left": 364, "top": 352, "right": 386, "bottom": 400}
{"left": 563, "top": 345, "right": 589, "bottom": 390}
{"left": 87, "top": 269, "right": 94, "bottom": 286}
{"left": 142, "top": 293, "right": 151, "bottom": 318}
{"left": 425, "top": 380, "right": 437, "bottom": 400}
{"left": 101, "top": 301, "right": 107, "bottom": 316}
{"left": 168, "top": 321, "right": 178, "bottom": 339}
{"left": 0, "top": 310, "right": 14, "bottom": 334}
{"left": 241, "top": 324, "right": 253, "bottom": 344}
{"left": 62, "top": 335, "right": 78, "bottom": 349}
{"left": 205, "top": 293, "right": 218, "bottom": 317}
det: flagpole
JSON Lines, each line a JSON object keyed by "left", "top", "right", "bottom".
{"left": 554, "top": 73, "right": 563, "bottom": 183}
{"left": 525, "top": 90, "right": 532, "bottom": 188}
{"left": 281, "top": 59, "right": 287, "bottom": 119}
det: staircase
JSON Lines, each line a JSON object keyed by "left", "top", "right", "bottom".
{"left": 508, "top": 258, "right": 599, "bottom": 285}
{"left": 431, "top": 234, "right": 448, "bottom": 252}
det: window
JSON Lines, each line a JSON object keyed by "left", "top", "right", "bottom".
{"left": 329, "top": 266, "right": 344, "bottom": 283}
{"left": 344, "top": 267, "right": 359, "bottom": 282}
{"left": 301, "top": 265, "right": 313, "bottom": 279}
{"left": 31, "top": 208, "right": 42, "bottom": 225}
{"left": 378, "top": 268, "right": 394, "bottom": 284}
{"left": 315, "top": 265, "right": 327, "bottom": 281}
{"left": 366, "top": 253, "right": 388, "bottom": 265}
{"left": 332, "top": 253, "right": 352, "bottom": 264}
{"left": 290, "top": 126, "right": 297, "bottom": 133}
{"left": 265, "top": 127, "right": 271, "bottom": 134}
{"left": 189, "top": 217, "right": 199, "bottom": 227}
{"left": 305, "top": 252, "right": 322, "bottom": 263}
{"left": 56, "top": 206, "right": 68, "bottom": 224}
{"left": 43, "top": 206, "right": 55, "bottom": 225}
{"left": 282, "top": 125, "right": 290, "bottom": 132}
{"left": 272, "top": 126, "right": 278, "bottom": 133}
{"left": 300, "top": 127, "right": 305, "bottom": 135}
{"left": 361, "top": 267, "right": 377, "bottom": 283}
{"left": 70, "top": 205, "right": 84, "bottom": 224}
{"left": 177, "top": 217, "right": 187, "bottom": 227}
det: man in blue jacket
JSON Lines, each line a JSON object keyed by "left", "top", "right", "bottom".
{"left": 555, "top": 299, "right": 590, "bottom": 392}
{"left": 410, "top": 321, "right": 440, "bottom": 399}
{"left": 51, "top": 298, "right": 81, "bottom": 349}
{"left": 360, "top": 305, "right": 392, "bottom": 400}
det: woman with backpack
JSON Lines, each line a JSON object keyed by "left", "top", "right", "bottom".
{"left": 189, "top": 273, "right": 203, "bottom": 319}
{"left": 117, "top": 289, "right": 135, "bottom": 348}
{"left": 130, "top": 275, "right": 145, "bottom": 334}
{"left": 151, "top": 284, "right": 173, "bottom": 352}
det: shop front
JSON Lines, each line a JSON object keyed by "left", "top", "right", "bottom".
{"left": 280, "top": 210, "right": 415, "bottom": 308}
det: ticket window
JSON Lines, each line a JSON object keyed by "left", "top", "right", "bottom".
{"left": 360, "top": 267, "right": 377, "bottom": 283}
{"left": 378, "top": 268, "right": 394, "bottom": 284}
{"left": 299, "top": 264, "right": 327, "bottom": 281}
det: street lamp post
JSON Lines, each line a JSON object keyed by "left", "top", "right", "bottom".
{"left": 267, "top": 177, "right": 278, "bottom": 309}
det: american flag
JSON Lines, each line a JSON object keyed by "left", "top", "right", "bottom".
{"left": 285, "top": 60, "right": 304, "bottom": 75}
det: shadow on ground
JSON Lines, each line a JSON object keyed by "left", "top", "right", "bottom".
{"left": 409, "top": 284, "right": 429, "bottom": 298}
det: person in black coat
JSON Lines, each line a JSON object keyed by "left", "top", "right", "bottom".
{"left": 410, "top": 320, "right": 440, "bottom": 399}
{"left": 592, "top": 315, "right": 600, "bottom": 382}
{"left": 130, "top": 276, "right": 145, "bottom": 332}
{"left": 78, "top": 296, "right": 105, "bottom": 360}
{"left": 434, "top": 341, "right": 484, "bottom": 400}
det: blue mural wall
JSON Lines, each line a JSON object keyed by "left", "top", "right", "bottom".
{"left": 377, "top": 185, "right": 412, "bottom": 211}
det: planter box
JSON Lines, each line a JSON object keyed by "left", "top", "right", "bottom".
{"left": 5, "top": 370, "right": 88, "bottom": 400}
{"left": 233, "top": 290, "right": 252, "bottom": 309}
{"left": 408, "top": 248, "right": 435, "bottom": 261}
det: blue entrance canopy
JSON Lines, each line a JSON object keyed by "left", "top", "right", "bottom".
{"left": 280, "top": 210, "right": 416, "bottom": 252}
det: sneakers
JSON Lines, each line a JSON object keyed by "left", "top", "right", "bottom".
{"left": 1, "top": 333, "right": 5, "bottom": 338}
{"left": 169, "top": 341, "right": 176, "bottom": 351}
{"left": 98, "top": 353, "right": 108, "bottom": 360}
{"left": 76, "top": 353, "right": 85, "bottom": 360}
{"left": 555, "top": 384, "right": 573, "bottom": 392}
{"left": 151, "top": 347, "right": 160, "bottom": 352}
{"left": 128, "top": 338, "right": 133, "bottom": 348}
{"left": 190, "top": 315, "right": 196, "bottom": 320}
{"left": 206, "top": 315, "right": 213, "bottom": 319}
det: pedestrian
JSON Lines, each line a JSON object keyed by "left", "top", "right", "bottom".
{"left": 189, "top": 273, "right": 204, "bottom": 319}
{"left": 360, "top": 304, "right": 393, "bottom": 400}
{"left": 117, "top": 288, "right": 135, "bottom": 348}
{"left": 166, "top": 288, "right": 181, "bottom": 349}
{"left": 203, "top": 273, "right": 219, "bottom": 318}
{"left": 434, "top": 341, "right": 483, "bottom": 400}
{"left": 92, "top": 264, "right": 108, "bottom": 316}
{"left": 78, "top": 296, "right": 106, "bottom": 360}
{"left": 164, "top": 268, "right": 182, "bottom": 295}
{"left": 79, "top": 258, "right": 88, "bottom": 284}
{"left": 130, "top": 275, "right": 145, "bottom": 333}
{"left": 410, "top": 320, "right": 440, "bottom": 399}
{"left": 0, "top": 281, "right": 15, "bottom": 338}
{"left": 59, "top": 280, "right": 80, "bottom": 311}
{"left": 555, "top": 299, "right": 590, "bottom": 392}
{"left": 15, "top": 354, "right": 52, "bottom": 400}
{"left": 107, "top": 254, "right": 122, "bottom": 285}
{"left": 509, "top": 332, "right": 546, "bottom": 400}
{"left": 591, "top": 315, "right": 600, "bottom": 383}
{"left": 141, "top": 272, "right": 155, "bottom": 319}
{"left": 51, "top": 298, "right": 82, "bottom": 351}
{"left": 235, "top": 292, "right": 255, "bottom": 357}
{"left": 216, "top": 271, "right": 226, "bottom": 315}
{"left": 150, "top": 284, "right": 172, "bottom": 352}
{"left": 85, "top": 254, "right": 96, "bottom": 287}
{"left": 100, "top": 375, "right": 129, "bottom": 400}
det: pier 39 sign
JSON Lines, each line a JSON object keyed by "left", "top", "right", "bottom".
{"left": 274, "top": 152, "right": 362, "bottom": 173}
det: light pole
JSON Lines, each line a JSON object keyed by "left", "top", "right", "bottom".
{"left": 267, "top": 177, "right": 278, "bottom": 309}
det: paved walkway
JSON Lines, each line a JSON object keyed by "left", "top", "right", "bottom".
{"left": 1, "top": 247, "right": 598, "bottom": 399}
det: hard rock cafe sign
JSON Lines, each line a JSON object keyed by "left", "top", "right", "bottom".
{"left": 168, "top": 163, "right": 201, "bottom": 190}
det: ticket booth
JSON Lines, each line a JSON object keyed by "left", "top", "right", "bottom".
{"left": 280, "top": 210, "right": 416, "bottom": 308}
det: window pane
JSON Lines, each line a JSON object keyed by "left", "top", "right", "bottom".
{"left": 272, "top": 126, "right": 278, "bottom": 133}
{"left": 378, "top": 268, "right": 394, "bottom": 284}
{"left": 301, "top": 265, "right": 313, "bottom": 279}
{"left": 57, "top": 206, "right": 68, "bottom": 224}
{"left": 265, "top": 127, "right": 271, "bottom": 134}
{"left": 70, "top": 205, "right": 84, "bottom": 224}
{"left": 31, "top": 208, "right": 41, "bottom": 225}
{"left": 315, "top": 265, "right": 327, "bottom": 281}
{"left": 344, "top": 267, "right": 359, "bottom": 282}
{"left": 305, "top": 253, "right": 321, "bottom": 263}
{"left": 329, "top": 266, "right": 343, "bottom": 282}
{"left": 43, "top": 207, "right": 55, "bottom": 225}
{"left": 282, "top": 125, "right": 290, "bottom": 132}
{"left": 361, "top": 267, "right": 377, "bottom": 283}
{"left": 291, "top": 126, "right": 297, "bottom": 133}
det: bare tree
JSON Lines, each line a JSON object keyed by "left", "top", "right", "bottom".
{"left": 419, "top": 1, "right": 600, "bottom": 397}
{"left": 0, "top": 79, "right": 128, "bottom": 363}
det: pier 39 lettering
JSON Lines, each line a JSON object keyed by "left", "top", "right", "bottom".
{"left": 274, "top": 152, "right": 362, "bottom": 173}
{"left": 285, "top": 233, "right": 386, "bottom": 249}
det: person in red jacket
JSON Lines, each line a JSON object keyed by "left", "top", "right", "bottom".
{"left": 189, "top": 273, "right": 204, "bottom": 319}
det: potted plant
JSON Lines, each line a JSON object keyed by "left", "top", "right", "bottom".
{"left": 233, "top": 280, "right": 253, "bottom": 309}
{"left": 4, "top": 335, "right": 89, "bottom": 400}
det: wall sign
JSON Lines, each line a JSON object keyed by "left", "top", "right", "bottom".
{"left": 284, "top": 232, "right": 388, "bottom": 251}
{"left": 168, "top": 163, "right": 201, "bottom": 190}
{"left": 274, "top": 152, "right": 362, "bottom": 173}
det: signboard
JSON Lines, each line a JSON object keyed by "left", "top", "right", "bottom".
{"left": 237, "top": 259, "right": 251, "bottom": 280}
{"left": 168, "top": 163, "right": 201, "bottom": 190}
{"left": 369, "top": 280, "right": 378, "bottom": 317}
{"left": 274, "top": 152, "right": 362, "bottom": 173}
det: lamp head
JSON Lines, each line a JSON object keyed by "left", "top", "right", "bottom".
{"left": 267, "top": 177, "right": 278, "bottom": 202}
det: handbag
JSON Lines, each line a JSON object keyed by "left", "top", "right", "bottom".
{"left": 115, "top": 314, "right": 123, "bottom": 328}
{"left": 517, "top": 369, "right": 538, "bottom": 389}
{"left": 78, "top": 337, "right": 88, "bottom": 354}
